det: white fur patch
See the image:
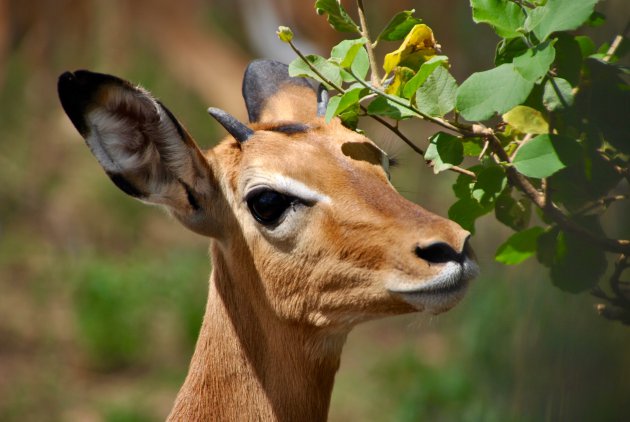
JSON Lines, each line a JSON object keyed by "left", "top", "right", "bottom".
{"left": 242, "top": 173, "right": 331, "bottom": 204}
{"left": 385, "top": 258, "right": 479, "bottom": 294}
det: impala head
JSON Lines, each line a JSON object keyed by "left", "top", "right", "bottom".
{"left": 58, "top": 60, "right": 477, "bottom": 332}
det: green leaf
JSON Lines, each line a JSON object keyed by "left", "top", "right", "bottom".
{"left": 415, "top": 66, "right": 458, "bottom": 117}
{"left": 542, "top": 77, "right": 574, "bottom": 111}
{"left": 377, "top": 9, "right": 423, "bottom": 41}
{"left": 524, "top": 0, "right": 599, "bottom": 41}
{"left": 325, "top": 86, "right": 368, "bottom": 122}
{"left": 512, "top": 41, "right": 556, "bottom": 83}
{"left": 553, "top": 230, "right": 607, "bottom": 293}
{"left": 349, "top": 46, "right": 370, "bottom": 80}
{"left": 495, "top": 189, "right": 531, "bottom": 231}
{"left": 288, "top": 55, "right": 342, "bottom": 89}
{"left": 470, "top": 0, "right": 527, "bottom": 39}
{"left": 542, "top": 218, "right": 608, "bottom": 293}
{"left": 472, "top": 165, "right": 507, "bottom": 204}
{"left": 402, "top": 55, "right": 449, "bottom": 98}
{"left": 325, "top": 96, "right": 342, "bottom": 123}
{"left": 495, "top": 37, "right": 529, "bottom": 66}
{"left": 585, "top": 11, "right": 606, "bottom": 27}
{"left": 453, "top": 171, "right": 477, "bottom": 200}
{"left": 553, "top": 33, "right": 583, "bottom": 86}
{"left": 575, "top": 35, "right": 596, "bottom": 57}
{"left": 331, "top": 38, "right": 367, "bottom": 68}
{"left": 462, "top": 138, "right": 484, "bottom": 157}
{"left": 315, "top": 0, "right": 360, "bottom": 33}
{"left": 536, "top": 227, "right": 560, "bottom": 268}
{"left": 502, "top": 105, "right": 549, "bottom": 134}
{"left": 425, "top": 132, "right": 464, "bottom": 174}
{"left": 512, "top": 134, "right": 581, "bottom": 178}
{"left": 338, "top": 104, "right": 360, "bottom": 130}
{"left": 495, "top": 226, "right": 544, "bottom": 265}
{"left": 448, "top": 198, "right": 489, "bottom": 234}
{"left": 456, "top": 63, "right": 533, "bottom": 121}
{"left": 367, "top": 96, "right": 416, "bottom": 120}
{"left": 548, "top": 151, "right": 621, "bottom": 212}
{"left": 385, "top": 67, "right": 416, "bottom": 96}
{"left": 583, "top": 59, "right": 630, "bottom": 154}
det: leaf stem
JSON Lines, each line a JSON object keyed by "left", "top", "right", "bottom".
{"left": 604, "top": 22, "right": 630, "bottom": 62}
{"left": 287, "top": 40, "right": 345, "bottom": 92}
{"left": 346, "top": 68, "right": 466, "bottom": 133}
{"left": 356, "top": 0, "right": 381, "bottom": 87}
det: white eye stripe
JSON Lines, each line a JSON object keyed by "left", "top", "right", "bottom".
{"left": 243, "top": 173, "right": 331, "bottom": 204}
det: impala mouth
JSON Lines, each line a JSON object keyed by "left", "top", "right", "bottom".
{"left": 386, "top": 259, "right": 479, "bottom": 311}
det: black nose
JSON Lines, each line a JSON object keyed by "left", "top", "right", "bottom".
{"left": 415, "top": 242, "right": 462, "bottom": 264}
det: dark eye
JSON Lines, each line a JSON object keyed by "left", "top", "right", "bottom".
{"left": 247, "top": 189, "right": 295, "bottom": 225}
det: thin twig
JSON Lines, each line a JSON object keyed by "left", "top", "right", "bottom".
{"left": 576, "top": 194, "right": 630, "bottom": 215}
{"left": 347, "top": 68, "right": 466, "bottom": 133}
{"left": 287, "top": 40, "right": 345, "bottom": 92}
{"left": 603, "top": 21, "right": 630, "bottom": 62}
{"left": 369, "top": 114, "right": 424, "bottom": 155}
{"left": 356, "top": 0, "right": 381, "bottom": 87}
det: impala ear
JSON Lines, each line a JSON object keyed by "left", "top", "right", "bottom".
{"left": 242, "top": 59, "right": 328, "bottom": 123}
{"left": 58, "top": 70, "right": 219, "bottom": 236}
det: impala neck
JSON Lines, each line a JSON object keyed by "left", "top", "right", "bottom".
{"left": 168, "top": 241, "right": 347, "bottom": 421}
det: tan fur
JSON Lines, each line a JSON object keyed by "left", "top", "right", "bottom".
{"left": 65, "top": 72, "right": 476, "bottom": 421}
{"left": 165, "top": 116, "right": 473, "bottom": 421}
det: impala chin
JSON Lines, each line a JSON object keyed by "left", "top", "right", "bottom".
{"left": 386, "top": 258, "right": 479, "bottom": 314}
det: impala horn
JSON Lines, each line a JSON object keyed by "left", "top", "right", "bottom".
{"left": 207, "top": 107, "right": 254, "bottom": 143}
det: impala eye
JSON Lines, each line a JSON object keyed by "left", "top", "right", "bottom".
{"left": 246, "top": 189, "right": 296, "bottom": 225}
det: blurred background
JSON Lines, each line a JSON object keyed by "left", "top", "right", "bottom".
{"left": 1, "top": 0, "right": 629, "bottom": 420}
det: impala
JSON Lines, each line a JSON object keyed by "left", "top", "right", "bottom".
{"left": 57, "top": 59, "right": 478, "bottom": 421}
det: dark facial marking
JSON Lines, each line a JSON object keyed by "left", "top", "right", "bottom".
{"left": 267, "top": 123, "right": 310, "bottom": 135}
{"left": 107, "top": 172, "right": 145, "bottom": 198}
{"left": 179, "top": 179, "right": 201, "bottom": 211}
{"left": 341, "top": 142, "right": 385, "bottom": 166}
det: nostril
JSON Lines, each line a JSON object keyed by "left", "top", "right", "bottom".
{"left": 415, "top": 242, "right": 461, "bottom": 264}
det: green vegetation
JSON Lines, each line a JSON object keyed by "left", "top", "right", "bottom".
{"left": 282, "top": 0, "right": 630, "bottom": 322}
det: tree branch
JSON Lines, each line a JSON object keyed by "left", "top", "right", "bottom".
{"left": 356, "top": 0, "right": 381, "bottom": 87}
{"left": 486, "top": 132, "right": 630, "bottom": 255}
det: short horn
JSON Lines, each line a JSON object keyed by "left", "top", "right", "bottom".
{"left": 316, "top": 85, "right": 329, "bottom": 117}
{"left": 207, "top": 107, "right": 254, "bottom": 143}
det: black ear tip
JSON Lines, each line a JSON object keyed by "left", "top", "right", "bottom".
{"left": 58, "top": 70, "right": 92, "bottom": 136}
{"left": 57, "top": 71, "right": 78, "bottom": 99}
{"left": 58, "top": 71, "right": 75, "bottom": 85}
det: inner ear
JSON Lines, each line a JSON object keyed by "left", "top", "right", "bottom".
{"left": 58, "top": 70, "right": 217, "bottom": 232}
{"left": 242, "top": 59, "right": 322, "bottom": 123}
